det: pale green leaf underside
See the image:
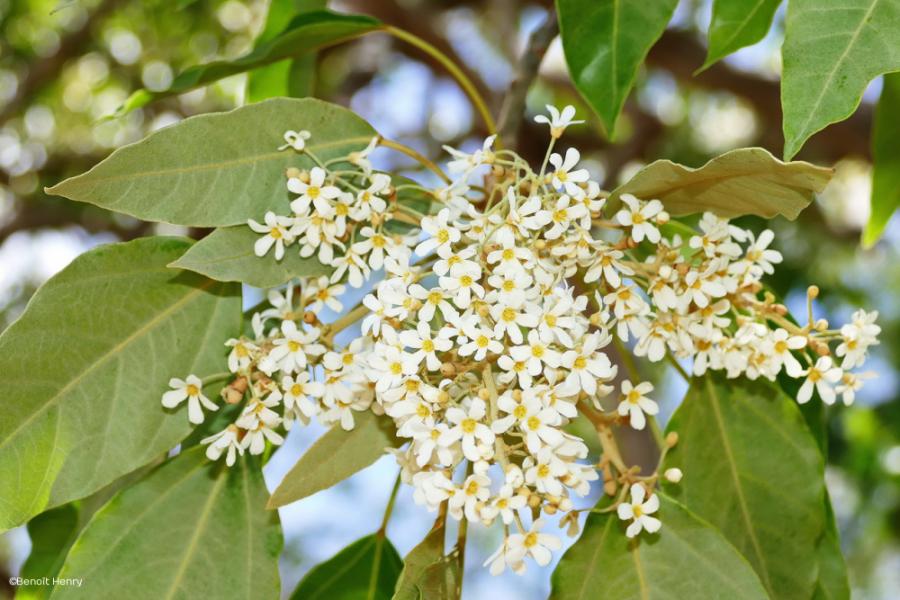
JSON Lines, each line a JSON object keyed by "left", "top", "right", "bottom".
{"left": 663, "top": 375, "right": 826, "bottom": 600}
{"left": 610, "top": 146, "right": 833, "bottom": 219}
{"left": 550, "top": 495, "right": 769, "bottom": 599}
{"left": 51, "top": 448, "right": 282, "bottom": 600}
{"left": 864, "top": 72, "right": 900, "bottom": 247}
{"left": 782, "top": 0, "right": 900, "bottom": 158}
{"left": 46, "top": 98, "right": 377, "bottom": 227}
{"left": 291, "top": 533, "right": 402, "bottom": 600}
{"left": 118, "top": 11, "right": 380, "bottom": 115}
{"left": 702, "top": 0, "right": 781, "bottom": 70}
{"left": 0, "top": 237, "right": 240, "bottom": 530}
{"left": 170, "top": 226, "right": 332, "bottom": 288}
{"left": 268, "top": 411, "right": 397, "bottom": 508}
{"left": 812, "top": 492, "right": 850, "bottom": 600}
{"left": 557, "top": 0, "right": 678, "bottom": 137}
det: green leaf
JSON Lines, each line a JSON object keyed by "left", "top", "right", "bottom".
{"left": 393, "top": 522, "right": 460, "bottom": 600}
{"left": 662, "top": 374, "right": 826, "bottom": 600}
{"left": 268, "top": 411, "right": 397, "bottom": 508}
{"left": 609, "top": 146, "right": 833, "bottom": 219}
{"left": 556, "top": 0, "right": 678, "bottom": 137}
{"left": 781, "top": 0, "right": 900, "bottom": 159}
{"left": 813, "top": 492, "right": 850, "bottom": 600}
{"left": 701, "top": 0, "right": 782, "bottom": 71}
{"left": 864, "top": 72, "right": 900, "bottom": 247}
{"left": 50, "top": 448, "right": 282, "bottom": 600}
{"left": 16, "top": 504, "right": 79, "bottom": 600}
{"left": 169, "top": 226, "right": 332, "bottom": 288}
{"left": 550, "top": 494, "right": 769, "bottom": 599}
{"left": 47, "top": 98, "right": 377, "bottom": 227}
{"left": 0, "top": 237, "right": 240, "bottom": 531}
{"left": 290, "top": 533, "right": 402, "bottom": 600}
{"left": 116, "top": 10, "right": 380, "bottom": 115}
{"left": 16, "top": 459, "right": 163, "bottom": 599}
{"left": 246, "top": 0, "right": 328, "bottom": 102}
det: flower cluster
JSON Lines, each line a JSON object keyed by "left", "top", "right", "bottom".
{"left": 161, "top": 106, "right": 880, "bottom": 576}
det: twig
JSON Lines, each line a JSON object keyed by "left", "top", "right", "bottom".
{"left": 496, "top": 8, "right": 559, "bottom": 149}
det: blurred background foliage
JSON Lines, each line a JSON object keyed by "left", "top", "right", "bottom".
{"left": 0, "top": 0, "right": 897, "bottom": 598}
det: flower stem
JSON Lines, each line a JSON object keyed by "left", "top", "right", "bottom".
{"left": 324, "top": 302, "right": 370, "bottom": 343}
{"left": 378, "top": 470, "right": 403, "bottom": 535}
{"left": 383, "top": 25, "right": 497, "bottom": 136}
{"left": 379, "top": 137, "right": 451, "bottom": 184}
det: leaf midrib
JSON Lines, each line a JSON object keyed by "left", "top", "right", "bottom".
{"left": 0, "top": 278, "right": 217, "bottom": 454}
{"left": 704, "top": 377, "right": 773, "bottom": 592}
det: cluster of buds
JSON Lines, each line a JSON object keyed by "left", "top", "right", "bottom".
{"left": 161, "top": 107, "right": 879, "bottom": 576}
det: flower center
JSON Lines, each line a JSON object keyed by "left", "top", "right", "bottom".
{"left": 527, "top": 415, "right": 541, "bottom": 430}
{"left": 390, "top": 362, "right": 403, "bottom": 375}
{"left": 461, "top": 418, "right": 477, "bottom": 434}
{"left": 186, "top": 384, "right": 199, "bottom": 396}
{"left": 514, "top": 405, "right": 527, "bottom": 419}
{"left": 574, "top": 356, "right": 587, "bottom": 369}
{"left": 291, "top": 384, "right": 302, "bottom": 396}
{"left": 524, "top": 532, "right": 538, "bottom": 547}
{"left": 288, "top": 341, "right": 301, "bottom": 352}
{"left": 437, "top": 229, "right": 451, "bottom": 243}
{"left": 270, "top": 228, "right": 282, "bottom": 239}
{"left": 422, "top": 339, "right": 435, "bottom": 352}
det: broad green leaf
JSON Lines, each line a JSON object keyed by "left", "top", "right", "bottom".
{"left": 663, "top": 375, "right": 826, "bottom": 600}
{"left": 393, "top": 522, "right": 459, "bottom": 600}
{"left": 609, "top": 147, "right": 833, "bottom": 219}
{"left": 169, "top": 226, "right": 332, "bottom": 288}
{"left": 550, "top": 494, "right": 769, "bottom": 599}
{"left": 782, "top": 0, "right": 900, "bottom": 159}
{"left": 290, "top": 533, "right": 402, "bottom": 600}
{"left": 246, "top": 0, "right": 327, "bottom": 102}
{"left": 813, "top": 492, "right": 850, "bottom": 600}
{"left": 556, "top": 0, "right": 678, "bottom": 137}
{"left": 16, "top": 459, "right": 163, "bottom": 600}
{"left": 864, "top": 72, "right": 900, "bottom": 247}
{"left": 117, "top": 11, "right": 380, "bottom": 114}
{"left": 268, "top": 411, "right": 397, "bottom": 508}
{"left": 0, "top": 237, "right": 240, "bottom": 530}
{"left": 701, "top": 0, "right": 781, "bottom": 70}
{"left": 50, "top": 448, "right": 282, "bottom": 600}
{"left": 47, "top": 98, "right": 377, "bottom": 227}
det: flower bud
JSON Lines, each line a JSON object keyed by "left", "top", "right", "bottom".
{"left": 285, "top": 167, "right": 302, "bottom": 179}
{"left": 664, "top": 468, "right": 683, "bottom": 483}
{"left": 655, "top": 211, "right": 670, "bottom": 225}
{"left": 303, "top": 311, "right": 318, "bottom": 325}
{"left": 807, "top": 285, "right": 820, "bottom": 299}
{"left": 665, "top": 431, "right": 679, "bottom": 448}
{"left": 478, "top": 388, "right": 490, "bottom": 401}
{"left": 440, "top": 362, "right": 456, "bottom": 378}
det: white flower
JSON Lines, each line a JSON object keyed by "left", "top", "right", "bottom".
{"left": 617, "top": 485, "right": 661, "bottom": 538}
{"left": 490, "top": 301, "right": 539, "bottom": 345}
{"left": 543, "top": 195, "right": 588, "bottom": 240}
{"left": 524, "top": 446, "right": 567, "bottom": 496}
{"left": 288, "top": 166, "right": 342, "bottom": 214}
{"left": 482, "top": 484, "right": 527, "bottom": 525}
{"left": 400, "top": 322, "right": 453, "bottom": 371}
{"left": 768, "top": 328, "right": 807, "bottom": 377}
{"left": 484, "top": 538, "right": 526, "bottom": 576}
{"left": 548, "top": 148, "right": 590, "bottom": 197}
{"left": 617, "top": 380, "right": 658, "bottom": 430}
{"left": 615, "top": 194, "right": 662, "bottom": 243}
{"left": 201, "top": 424, "right": 244, "bottom": 466}
{"left": 306, "top": 276, "right": 345, "bottom": 313}
{"left": 264, "top": 320, "right": 313, "bottom": 374}
{"left": 797, "top": 356, "right": 842, "bottom": 404}
{"left": 161, "top": 375, "right": 217, "bottom": 424}
{"left": 279, "top": 129, "right": 311, "bottom": 151}
{"left": 534, "top": 104, "right": 583, "bottom": 138}
{"left": 561, "top": 332, "right": 616, "bottom": 395}
{"left": 507, "top": 519, "right": 562, "bottom": 567}
{"left": 248, "top": 211, "right": 294, "bottom": 260}
{"left": 352, "top": 173, "right": 390, "bottom": 219}
{"left": 225, "top": 338, "right": 256, "bottom": 373}
{"left": 237, "top": 396, "right": 284, "bottom": 454}
{"left": 348, "top": 136, "right": 379, "bottom": 173}
{"left": 439, "top": 267, "right": 485, "bottom": 309}
{"left": 409, "top": 284, "right": 458, "bottom": 323}
{"left": 743, "top": 229, "right": 782, "bottom": 274}
{"left": 281, "top": 373, "right": 322, "bottom": 422}
{"left": 416, "top": 208, "right": 460, "bottom": 257}
{"left": 439, "top": 398, "right": 494, "bottom": 461}
{"left": 835, "top": 371, "right": 875, "bottom": 406}
{"left": 510, "top": 330, "right": 562, "bottom": 377}
{"left": 367, "top": 345, "right": 418, "bottom": 392}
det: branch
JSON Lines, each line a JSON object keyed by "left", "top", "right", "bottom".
{"left": 496, "top": 7, "right": 559, "bottom": 149}
{"left": 0, "top": 0, "right": 122, "bottom": 126}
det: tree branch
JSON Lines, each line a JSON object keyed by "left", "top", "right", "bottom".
{"left": 496, "top": 7, "right": 558, "bottom": 149}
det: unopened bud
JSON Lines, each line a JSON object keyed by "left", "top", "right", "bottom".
{"left": 528, "top": 493, "right": 542, "bottom": 509}
{"left": 773, "top": 303, "right": 788, "bottom": 316}
{"left": 440, "top": 362, "right": 456, "bottom": 378}
{"left": 223, "top": 387, "right": 244, "bottom": 404}
{"left": 544, "top": 503, "right": 558, "bottom": 515}
{"left": 232, "top": 376, "right": 248, "bottom": 393}
{"left": 813, "top": 341, "right": 830, "bottom": 356}
{"left": 664, "top": 468, "right": 683, "bottom": 483}
{"left": 437, "top": 390, "right": 450, "bottom": 405}
{"left": 815, "top": 318, "right": 829, "bottom": 331}
{"left": 655, "top": 211, "right": 670, "bottom": 225}
{"left": 478, "top": 388, "right": 490, "bottom": 401}
{"left": 303, "top": 311, "right": 318, "bottom": 325}
{"left": 807, "top": 285, "right": 819, "bottom": 299}
{"left": 285, "top": 167, "right": 302, "bottom": 179}
{"left": 665, "top": 431, "right": 679, "bottom": 448}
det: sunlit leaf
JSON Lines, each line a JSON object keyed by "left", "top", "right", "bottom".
{"left": 700, "top": 0, "right": 781, "bottom": 71}
{"left": 863, "top": 72, "right": 900, "bottom": 247}
{"left": 782, "top": 0, "right": 900, "bottom": 158}
{"left": 663, "top": 374, "right": 826, "bottom": 600}
{"left": 550, "top": 494, "right": 769, "bottom": 599}
{"left": 117, "top": 11, "right": 380, "bottom": 114}
{"left": 47, "top": 98, "right": 377, "bottom": 227}
{"left": 170, "top": 226, "right": 332, "bottom": 288}
{"left": 268, "top": 411, "right": 398, "bottom": 508}
{"left": 556, "top": 0, "right": 678, "bottom": 137}
{"left": 0, "top": 238, "right": 240, "bottom": 530}
{"left": 610, "top": 147, "right": 833, "bottom": 219}
{"left": 812, "top": 492, "right": 850, "bottom": 600}
{"left": 50, "top": 449, "right": 281, "bottom": 599}
{"left": 290, "top": 533, "right": 402, "bottom": 600}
